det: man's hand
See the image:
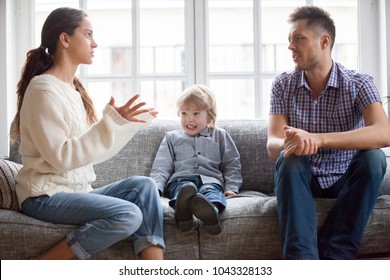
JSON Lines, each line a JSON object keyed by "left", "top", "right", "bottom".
{"left": 283, "top": 125, "right": 318, "bottom": 158}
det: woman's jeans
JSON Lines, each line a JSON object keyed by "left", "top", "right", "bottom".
{"left": 22, "top": 176, "right": 165, "bottom": 259}
{"left": 166, "top": 175, "right": 226, "bottom": 212}
{"left": 274, "top": 149, "right": 386, "bottom": 260}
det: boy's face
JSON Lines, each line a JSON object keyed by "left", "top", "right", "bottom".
{"left": 179, "top": 103, "right": 210, "bottom": 136}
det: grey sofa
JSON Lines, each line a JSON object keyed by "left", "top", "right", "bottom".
{"left": 1, "top": 119, "right": 390, "bottom": 259}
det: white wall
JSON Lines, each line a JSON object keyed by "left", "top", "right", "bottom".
{"left": 0, "top": 0, "right": 12, "bottom": 156}
{"left": 382, "top": 0, "right": 390, "bottom": 118}
{"left": 359, "top": 0, "right": 382, "bottom": 93}
{"left": 0, "top": 0, "right": 33, "bottom": 156}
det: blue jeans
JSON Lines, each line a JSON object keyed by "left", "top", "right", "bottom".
{"left": 166, "top": 176, "right": 226, "bottom": 212}
{"left": 274, "top": 149, "right": 386, "bottom": 259}
{"left": 22, "top": 176, "right": 165, "bottom": 259}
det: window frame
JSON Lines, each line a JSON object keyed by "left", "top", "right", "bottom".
{"left": 0, "top": 0, "right": 387, "bottom": 156}
{"left": 79, "top": 0, "right": 194, "bottom": 103}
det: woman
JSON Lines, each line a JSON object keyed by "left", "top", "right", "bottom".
{"left": 11, "top": 7, "right": 164, "bottom": 260}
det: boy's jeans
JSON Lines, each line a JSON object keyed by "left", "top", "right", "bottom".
{"left": 274, "top": 149, "right": 386, "bottom": 259}
{"left": 22, "top": 176, "right": 165, "bottom": 259}
{"left": 166, "top": 175, "right": 226, "bottom": 212}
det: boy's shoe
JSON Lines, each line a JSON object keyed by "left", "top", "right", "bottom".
{"left": 175, "top": 183, "right": 198, "bottom": 232}
{"left": 190, "top": 194, "right": 222, "bottom": 235}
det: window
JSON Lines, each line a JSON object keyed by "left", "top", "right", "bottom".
{"left": 33, "top": 0, "right": 358, "bottom": 120}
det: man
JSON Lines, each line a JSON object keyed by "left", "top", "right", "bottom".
{"left": 267, "top": 6, "right": 390, "bottom": 259}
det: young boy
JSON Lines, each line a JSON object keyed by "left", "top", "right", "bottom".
{"left": 150, "top": 84, "right": 242, "bottom": 235}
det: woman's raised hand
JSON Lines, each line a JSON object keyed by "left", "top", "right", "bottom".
{"left": 109, "top": 94, "right": 158, "bottom": 123}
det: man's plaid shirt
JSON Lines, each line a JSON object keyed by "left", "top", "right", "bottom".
{"left": 270, "top": 61, "right": 381, "bottom": 189}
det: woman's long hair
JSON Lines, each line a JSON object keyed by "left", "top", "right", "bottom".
{"left": 10, "top": 7, "right": 97, "bottom": 142}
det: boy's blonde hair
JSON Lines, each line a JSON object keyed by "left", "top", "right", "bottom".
{"left": 177, "top": 84, "right": 217, "bottom": 128}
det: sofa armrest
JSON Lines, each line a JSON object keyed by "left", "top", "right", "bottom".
{"left": 0, "top": 158, "right": 22, "bottom": 211}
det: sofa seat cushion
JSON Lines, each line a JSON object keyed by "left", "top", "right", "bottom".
{"left": 0, "top": 209, "right": 75, "bottom": 259}
{"left": 0, "top": 159, "right": 22, "bottom": 211}
{"left": 0, "top": 209, "right": 141, "bottom": 260}
{"left": 195, "top": 191, "right": 390, "bottom": 259}
{"left": 358, "top": 194, "right": 390, "bottom": 256}
{"left": 160, "top": 197, "right": 200, "bottom": 259}
{"left": 193, "top": 191, "right": 280, "bottom": 259}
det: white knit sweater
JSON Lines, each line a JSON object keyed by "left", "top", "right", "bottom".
{"left": 15, "top": 74, "right": 153, "bottom": 208}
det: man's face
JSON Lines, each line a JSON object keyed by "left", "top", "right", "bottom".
{"left": 288, "top": 19, "right": 323, "bottom": 71}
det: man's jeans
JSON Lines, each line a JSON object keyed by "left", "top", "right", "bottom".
{"left": 166, "top": 175, "right": 226, "bottom": 212}
{"left": 274, "top": 149, "right": 386, "bottom": 259}
{"left": 22, "top": 176, "right": 165, "bottom": 259}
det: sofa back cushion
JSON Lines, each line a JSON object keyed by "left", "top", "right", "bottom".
{"left": 93, "top": 119, "right": 275, "bottom": 194}
{"left": 8, "top": 119, "right": 390, "bottom": 196}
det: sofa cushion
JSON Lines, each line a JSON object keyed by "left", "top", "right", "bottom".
{"left": 199, "top": 191, "right": 281, "bottom": 259}
{"left": 216, "top": 120, "right": 275, "bottom": 193}
{"left": 93, "top": 119, "right": 276, "bottom": 194}
{"left": 0, "top": 159, "right": 22, "bottom": 211}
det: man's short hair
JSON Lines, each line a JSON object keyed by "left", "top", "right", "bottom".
{"left": 288, "top": 6, "right": 336, "bottom": 50}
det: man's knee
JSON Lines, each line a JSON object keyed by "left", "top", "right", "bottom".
{"left": 276, "top": 153, "right": 311, "bottom": 174}
{"left": 354, "top": 149, "right": 386, "bottom": 175}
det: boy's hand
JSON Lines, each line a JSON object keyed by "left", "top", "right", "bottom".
{"left": 224, "top": 191, "right": 236, "bottom": 197}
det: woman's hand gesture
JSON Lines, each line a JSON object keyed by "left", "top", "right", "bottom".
{"left": 109, "top": 94, "right": 158, "bottom": 123}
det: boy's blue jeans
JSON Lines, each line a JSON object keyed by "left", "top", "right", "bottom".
{"left": 22, "top": 176, "right": 165, "bottom": 259}
{"left": 274, "top": 149, "right": 386, "bottom": 260}
{"left": 166, "top": 175, "right": 226, "bottom": 212}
